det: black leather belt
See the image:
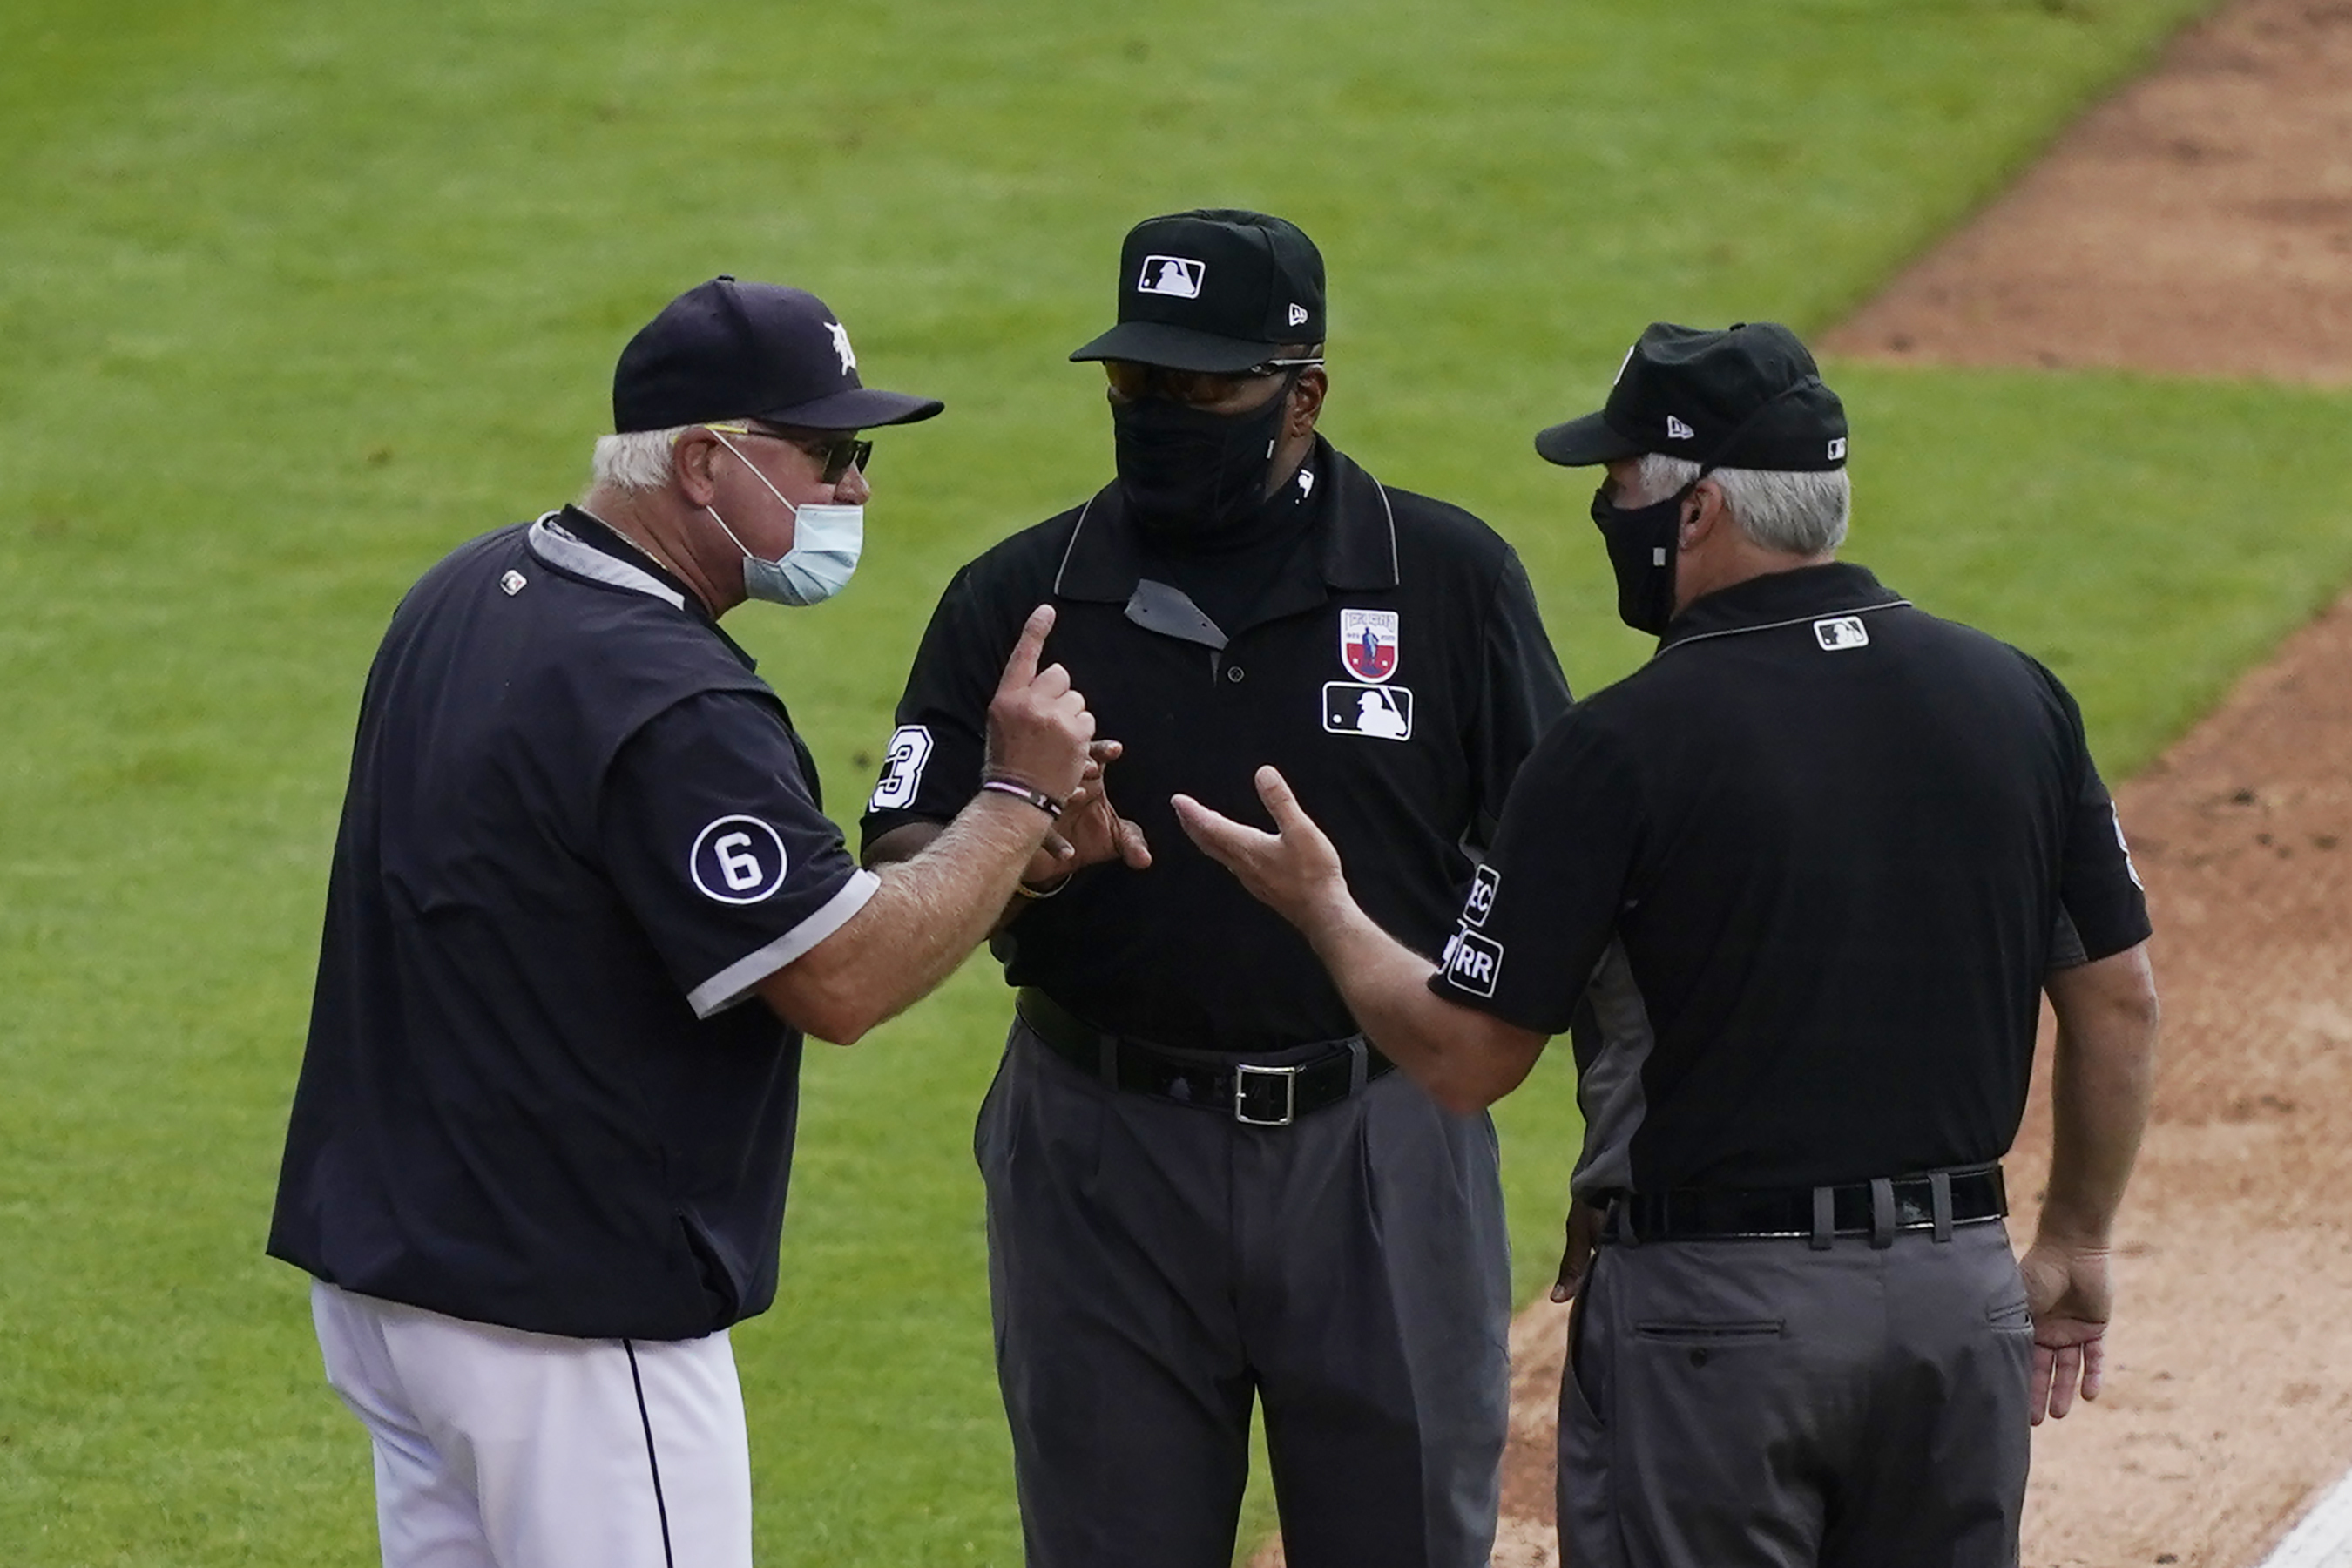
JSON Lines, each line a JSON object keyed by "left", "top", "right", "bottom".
{"left": 1015, "top": 987, "right": 1393, "bottom": 1127}
{"left": 1603, "top": 1165, "right": 2007, "bottom": 1249}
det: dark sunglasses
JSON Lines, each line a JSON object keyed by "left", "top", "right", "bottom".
{"left": 709, "top": 424, "right": 873, "bottom": 483}
{"left": 1101, "top": 357, "right": 1323, "bottom": 407}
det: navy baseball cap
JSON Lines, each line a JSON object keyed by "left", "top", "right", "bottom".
{"left": 1069, "top": 209, "right": 1327, "bottom": 374}
{"left": 1536, "top": 321, "right": 1848, "bottom": 472}
{"left": 612, "top": 276, "right": 943, "bottom": 434}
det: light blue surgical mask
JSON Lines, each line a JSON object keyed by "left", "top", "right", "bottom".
{"left": 702, "top": 429, "right": 864, "bottom": 607}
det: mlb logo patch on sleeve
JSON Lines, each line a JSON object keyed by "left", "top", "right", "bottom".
{"left": 1323, "top": 682, "right": 1413, "bottom": 740}
{"left": 1138, "top": 256, "right": 1205, "bottom": 298}
{"left": 1444, "top": 929, "right": 1504, "bottom": 997}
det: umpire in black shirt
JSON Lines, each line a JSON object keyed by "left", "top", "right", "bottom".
{"left": 862, "top": 210, "right": 1571, "bottom": 1568}
{"left": 1180, "top": 321, "right": 2162, "bottom": 1568}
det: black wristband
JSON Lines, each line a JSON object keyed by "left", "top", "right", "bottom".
{"left": 978, "top": 778, "right": 1064, "bottom": 820}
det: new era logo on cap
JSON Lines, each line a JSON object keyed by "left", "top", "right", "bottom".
{"left": 1828, "top": 436, "right": 1848, "bottom": 460}
{"left": 1288, "top": 302, "right": 1309, "bottom": 327}
{"left": 1666, "top": 415, "right": 1695, "bottom": 441}
{"left": 1139, "top": 256, "right": 1206, "bottom": 299}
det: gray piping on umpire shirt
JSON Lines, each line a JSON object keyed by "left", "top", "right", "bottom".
{"left": 1651, "top": 598, "right": 1910, "bottom": 660}
{"left": 1049, "top": 496, "right": 1098, "bottom": 598}
{"left": 1569, "top": 940, "right": 1656, "bottom": 1200}
{"left": 528, "top": 514, "right": 687, "bottom": 610}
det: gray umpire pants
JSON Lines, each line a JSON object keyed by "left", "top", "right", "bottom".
{"left": 1558, "top": 1220, "right": 2034, "bottom": 1568}
{"left": 978, "top": 1018, "right": 1511, "bottom": 1568}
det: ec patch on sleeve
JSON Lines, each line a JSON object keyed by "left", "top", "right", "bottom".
{"left": 1463, "top": 863, "right": 1500, "bottom": 927}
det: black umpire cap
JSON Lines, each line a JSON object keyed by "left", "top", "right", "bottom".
{"left": 1069, "top": 209, "right": 1327, "bottom": 374}
{"left": 1536, "top": 321, "right": 1848, "bottom": 472}
{"left": 612, "top": 276, "right": 944, "bottom": 434}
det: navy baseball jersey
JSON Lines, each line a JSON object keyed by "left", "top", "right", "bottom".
{"left": 270, "top": 509, "right": 875, "bottom": 1341}
{"left": 1431, "top": 562, "right": 2152, "bottom": 1193}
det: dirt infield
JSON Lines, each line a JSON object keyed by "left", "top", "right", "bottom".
{"left": 1821, "top": 0, "right": 2352, "bottom": 382}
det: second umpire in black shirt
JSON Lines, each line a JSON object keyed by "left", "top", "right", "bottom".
{"left": 1180, "top": 322, "right": 2162, "bottom": 1568}
{"left": 861, "top": 210, "right": 1571, "bottom": 1567}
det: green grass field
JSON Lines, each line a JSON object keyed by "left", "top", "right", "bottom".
{"left": 6, "top": 1, "right": 2350, "bottom": 1563}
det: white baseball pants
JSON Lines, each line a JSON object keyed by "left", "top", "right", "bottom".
{"left": 310, "top": 1281, "right": 752, "bottom": 1568}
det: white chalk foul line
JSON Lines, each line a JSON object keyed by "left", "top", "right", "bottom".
{"left": 2260, "top": 1469, "right": 2352, "bottom": 1568}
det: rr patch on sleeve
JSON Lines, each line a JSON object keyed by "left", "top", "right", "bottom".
{"left": 1443, "top": 928, "right": 1504, "bottom": 997}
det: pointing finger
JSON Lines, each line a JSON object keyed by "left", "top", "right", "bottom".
{"left": 997, "top": 605, "right": 1056, "bottom": 694}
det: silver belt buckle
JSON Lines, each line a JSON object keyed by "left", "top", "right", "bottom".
{"left": 1233, "top": 1062, "right": 1299, "bottom": 1126}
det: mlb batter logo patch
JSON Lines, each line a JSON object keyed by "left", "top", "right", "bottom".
{"left": 1339, "top": 608, "right": 1400, "bottom": 682}
{"left": 1323, "top": 681, "right": 1413, "bottom": 740}
{"left": 1813, "top": 616, "right": 1870, "bottom": 651}
{"left": 1138, "top": 255, "right": 1205, "bottom": 298}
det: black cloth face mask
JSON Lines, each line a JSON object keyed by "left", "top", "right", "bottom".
{"left": 1591, "top": 478, "right": 1694, "bottom": 635}
{"left": 1111, "top": 376, "right": 1294, "bottom": 551}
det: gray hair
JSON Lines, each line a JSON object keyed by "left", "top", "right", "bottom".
{"left": 591, "top": 426, "right": 692, "bottom": 493}
{"left": 1636, "top": 452, "right": 1850, "bottom": 555}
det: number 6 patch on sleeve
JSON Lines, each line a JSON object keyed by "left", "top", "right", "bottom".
{"left": 690, "top": 816, "right": 790, "bottom": 903}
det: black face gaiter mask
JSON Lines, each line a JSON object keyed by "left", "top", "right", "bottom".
{"left": 1111, "top": 377, "right": 1293, "bottom": 551}
{"left": 1590, "top": 480, "right": 1693, "bottom": 635}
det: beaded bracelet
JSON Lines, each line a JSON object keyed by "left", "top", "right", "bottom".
{"left": 978, "top": 777, "right": 1064, "bottom": 820}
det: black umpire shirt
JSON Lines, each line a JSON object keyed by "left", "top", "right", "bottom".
{"left": 1430, "top": 562, "right": 2152, "bottom": 1194}
{"left": 268, "top": 507, "right": 876, "bottom": 1342}
{"left": 861, "top": 437, "right": 1572, "bottom": 1054}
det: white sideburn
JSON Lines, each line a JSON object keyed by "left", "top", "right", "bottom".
{"left": 703, "top": 430, "right": 864, "bottom": 607}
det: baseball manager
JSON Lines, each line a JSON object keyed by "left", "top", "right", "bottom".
{"left": 862, "top": 209, "right": 1571, "bottom": 1567}
{"left": 1179, "top": 321, "right": 2161, "bottom": 1568}
{"left": 267, "top": 277, "right": 1099, "bottom": 1568}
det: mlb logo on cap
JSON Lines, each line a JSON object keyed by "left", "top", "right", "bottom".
{"left": 1139, "top": 256, "right": 1206, "bottom": 299}
{"left": 1072, "top": 209, "right": 1327, "bottom": 375}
